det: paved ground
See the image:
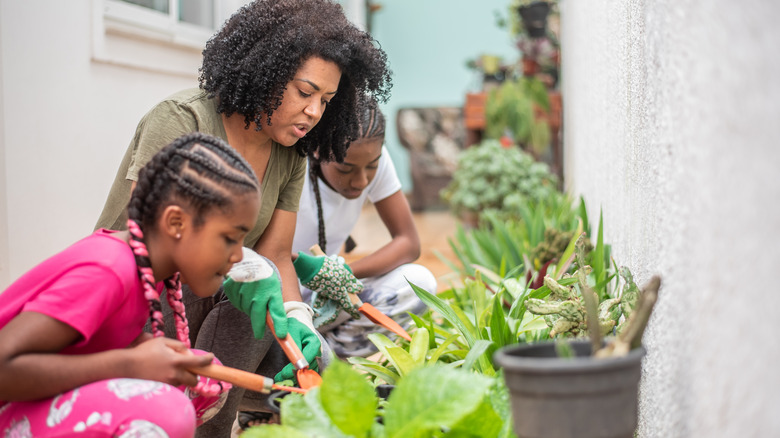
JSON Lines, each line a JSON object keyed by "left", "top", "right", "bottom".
{"left": 341, "top": 203, "right": 459, "bottom": 293}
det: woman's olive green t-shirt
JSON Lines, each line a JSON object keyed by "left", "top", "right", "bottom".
{"left": 95, "top": 88, "right": 306, "bottom": 248}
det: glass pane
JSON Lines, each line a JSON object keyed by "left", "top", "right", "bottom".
{"left": 179, "top": 0, "right": 214, "bottom": 28}
{"left": 120, "top": 0, "right": 169, "bottom": 14}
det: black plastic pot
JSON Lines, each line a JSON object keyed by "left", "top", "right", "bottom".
{"left": 517, "top": 1, "right": 551, "bottom": 38}
{"left": 494, "top": 340, "right": 645, "bottom": 438}
{"left": 266, "top": 390, "right": 287, "bottom": 414}
{"left": 266, "top": 384, "right": 396, "bottom": 416}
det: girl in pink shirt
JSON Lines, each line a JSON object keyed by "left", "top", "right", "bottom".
{"left": 0, "top": 132, "right": 262, "bottom": 437}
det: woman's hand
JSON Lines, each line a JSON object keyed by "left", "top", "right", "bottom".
{"left": 128, "top": 337, "right": 213, "bottom": 388}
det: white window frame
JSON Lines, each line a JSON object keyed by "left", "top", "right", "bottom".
{"left": 91, "top": 0, "right": 248, "bottom": 77}
{"left": 102, "top": 0, "right": 217, "bottom": 49}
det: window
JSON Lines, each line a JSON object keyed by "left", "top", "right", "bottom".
{"left": 102, "top": 0, "right": 221, "bottom": 48}
{"left": 117, "top": 0, "right": 216, "bottom": 30}
{"left": 93, "top": 1, "right": 247, "bottom": 76}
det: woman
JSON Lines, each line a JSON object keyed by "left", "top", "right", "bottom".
{"left": 95, "top": 1, "right": 391, "bottom": 436}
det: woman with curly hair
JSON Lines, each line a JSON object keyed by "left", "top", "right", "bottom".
{"left": 95, "top": 0, "right": 391, "bottom": 435}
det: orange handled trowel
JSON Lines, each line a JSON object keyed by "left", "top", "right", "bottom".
{"left": 189, "top": 363, "right": 307, "bottom": 394}
{"left": 266, "top": 313, "right": 322, "bottom": 389}
{"left": 310, "top": 245, "right": 412, "bottom": 342}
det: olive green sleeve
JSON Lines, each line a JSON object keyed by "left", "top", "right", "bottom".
{"left": 276, "top": 152, "right": 307, "bottom": 212}
{"left": 94, "top": 99, "right": 199, "bottom": 231}
{"left": 126, "top": 101, "right": 200, "bottom": 180}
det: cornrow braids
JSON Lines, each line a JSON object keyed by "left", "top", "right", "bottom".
{"left": 126, "top": 132, "right": 256, "bottom": 396}
{"left": 199, "top": 0, "right": 392, "bottom": 163}
{"left": 357, "top": 96, "right": 386, "bottom": 140}
{"left": 309, "top": 159, "right": 328, "bottom": 252}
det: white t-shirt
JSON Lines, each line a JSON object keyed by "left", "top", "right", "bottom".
{"left": 292, "top": 146, "right": 402, "bottom": 256}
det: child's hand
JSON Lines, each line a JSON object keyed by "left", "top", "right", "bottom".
{"left": 127, "top": 331, "right": 153, "bottom": 348}
{"left": 293, "top": 251, "right": 362, "bottom": 322}
{"left": 129, "top": 337, "right": 213, "bottom": 387}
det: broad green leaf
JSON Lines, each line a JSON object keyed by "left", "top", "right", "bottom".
{"left": 488, "top": 294, "right": 512, "bottom": 348}
{"left": 408, "top": 328, "right": 429, "bottom": 365}
{"left": 383, "top": 367, "right": 494, "bottom": 438}
{"left": 411, "top": 283, "right": 477, "bottom": 347}
{"left": 445, "top": 359, "right": 466, "bottom": 368}
{"left": 429, "top": 333, "right": 462, "bottom": 363}
{"left": 502, "top": 278, "right": 525, "bottom": 300}
{"left": 577, "top": 196, "right": 590, "bottom": 236}
{"left": 517, "top": 313, "right": 549, "bottom": 333}
{"left": 591, "top": 208, "right": 605, "bottom": 285}
{"left": 385, "top": 346, "right": 419, "bottom": 376}
{"left": 462, "top": 340, "right": 493, "bottom": 372}
{"left": 408, "top": 313, "right": 437, "bottom": 350}
{"left": 320, "top": 361, "right": 377, "bottom": 437}
{"left": 346, "top": 357, "right": 399, "bottom": 385}
{"left": 471, "top": 264, "right": 502, "bottom": 285}
{"left": 443, "top": 394, "right": 503, "bottom": 438}
{"left": 280, "top": 389, "right": 349, "bottom": 437}
{"left": 554, "top": 219, "right": 583, "bottom": 280}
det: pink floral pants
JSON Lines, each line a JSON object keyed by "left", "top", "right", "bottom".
{"left": 0, "top": 353, "right": 227, "bottom": 437}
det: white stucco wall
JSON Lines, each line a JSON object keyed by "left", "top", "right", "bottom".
{"left": 561, "top": 0, "right": 780, "bottom": 436}
{"left": 0, "top": 1, "right": 209, "bottom": 287}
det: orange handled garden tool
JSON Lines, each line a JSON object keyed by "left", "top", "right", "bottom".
{"left": 265, "top": 313, "right": 322, "bottom": 389}
{"left": 310, "top": 245, "right": 412, "bottom": 342}
{"left": 188, "top": 363, "right": 306, "bottom": 394}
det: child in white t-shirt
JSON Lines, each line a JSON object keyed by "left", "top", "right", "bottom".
{"left": 292, "top": 98, "right": 436, "bottom": 357}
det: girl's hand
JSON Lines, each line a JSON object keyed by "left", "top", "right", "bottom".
{"left": 128, "top": 337, "right": 214, "bottom": 387}
{"left": 128, "top": 331, "right": 153, "bottom": 348}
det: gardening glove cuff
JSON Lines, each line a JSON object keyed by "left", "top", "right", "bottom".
{"left": 284, "top": 301, "right": 316, "bottom": 333}
{"left": 293, "top": 251, "right": 325, "bottom": 284}
{"left": 223, "top": 247, "right": 288, "bottom": 339}
{"left": 273, "top": 318, "right": 322, "bottom": 383}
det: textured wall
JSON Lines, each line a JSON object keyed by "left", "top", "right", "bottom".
{"left": 561, "top": 0, "right": 780, "bottom": 436}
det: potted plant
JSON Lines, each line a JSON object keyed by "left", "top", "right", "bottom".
{"left": 493, "top": 271, "right": 661, "bottom": 438}
{"left": 440, "top": 139, "right": 559, "bottom": 226}
{"left": 484, "top": 77, "right": 552, "bottom": 156}
{"left": 240, "top": 360, "right": 515, "bottom": 437}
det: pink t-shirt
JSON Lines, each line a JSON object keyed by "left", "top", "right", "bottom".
{"left": 0, "top": 229, "right": 149, "bottom": 354}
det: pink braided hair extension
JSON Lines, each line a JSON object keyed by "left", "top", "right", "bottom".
{"left": 127, "top": 219, "right": 230, "bottom": 397}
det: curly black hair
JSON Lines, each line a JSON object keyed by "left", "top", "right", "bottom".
{"left": 199, "top": 0, "right": 393, "bottom": 163}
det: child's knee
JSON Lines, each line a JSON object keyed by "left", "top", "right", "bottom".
{"left": 110, "top": 381, "right": 197, "bottom": 438}
{"left": 400, "top": 264, "right": 437, "bottom": 294}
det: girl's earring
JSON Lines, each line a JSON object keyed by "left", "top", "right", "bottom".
{"left": 175, "top": 233, "right": 182, "bottom": 239}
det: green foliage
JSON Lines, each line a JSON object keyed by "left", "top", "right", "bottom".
{"left": 241, "top": 360, "right": 514, "bottom": 438}
{"left": 439, "top": 195, "right": 583, "bottom": 283}
{"left": 485, "top": 77, "right": 550, "bottom": 154}
{"left": 440, "top": 140, "right": 559, "bottom": 222}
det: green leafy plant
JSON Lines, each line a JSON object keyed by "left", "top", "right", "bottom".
{"left": 440, "top": 140, "right": 559, "bottom": 222}
{"left": 241, "top": 360, "right": 515, "bottom": 438}
{"left": 439, "top": 195, "right": 585, "bottom": 284}
{"left": 485, "top": 77, "right": 551, "bottom": 155}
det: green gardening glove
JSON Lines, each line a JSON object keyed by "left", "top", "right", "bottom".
{"left": 293, "top": 252, "right": 362, "bottom": 326}
{"left": 223, "top": 247, "right": 288, "bottom": 339}
{"left": 274, "top": 302, "right": 322, "bottom": 383}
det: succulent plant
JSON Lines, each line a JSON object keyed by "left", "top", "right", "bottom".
{"left": 525, "top": 236, "right": 625, "bottom": 338}
{"left": 440, "top": 139, "right": 559, "bottom": 221}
